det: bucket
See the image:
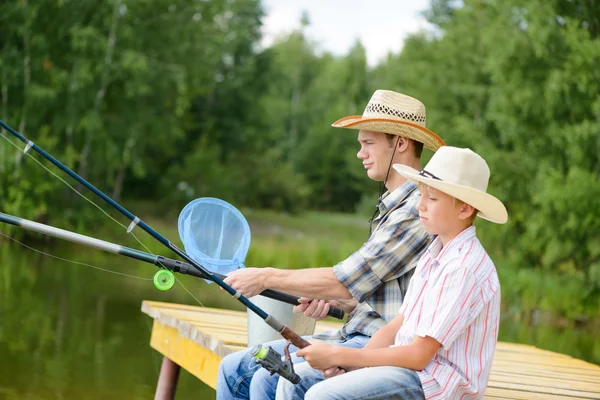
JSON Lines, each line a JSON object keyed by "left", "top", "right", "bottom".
{"left": 247, "top": 295, "right": 317, "bottom": 347}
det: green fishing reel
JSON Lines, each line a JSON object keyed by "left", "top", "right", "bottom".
{"left": 251, "top": 344, "right": 300, "bottom": 384}
{"left": 154, "top": 269, "right": 175, "bottom": 291}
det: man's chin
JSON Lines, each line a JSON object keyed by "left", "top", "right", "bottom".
{"left": 366, "top": 171, "right": 384, "bottom": 181}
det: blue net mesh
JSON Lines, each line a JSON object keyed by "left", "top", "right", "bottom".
{"left": 178, "top": 198, "right": 250, "bottom": 277}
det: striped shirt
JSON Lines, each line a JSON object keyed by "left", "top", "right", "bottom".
{"left": 315, "top": 180, "right": 431, "bottom": 341}
{"left": 394, "top": 226, "right": 501, "bottom": 400}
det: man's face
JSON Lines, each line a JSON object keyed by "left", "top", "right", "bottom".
{"left": 356, "top": 130, "right": 395, "bottom": 182}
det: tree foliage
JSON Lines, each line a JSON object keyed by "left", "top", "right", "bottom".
{"left": 1, "top": 0, "right": 598, "bottom": 317}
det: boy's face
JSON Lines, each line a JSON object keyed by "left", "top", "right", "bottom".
{"left": 356, "top": 130, "right": 395, "bottom": 182}
{"left": 417, "top": 184, "right": 469, "bottom": 239}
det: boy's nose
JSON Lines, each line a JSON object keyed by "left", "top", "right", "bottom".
{"left": 357, "top": 149, "right": 367, "bottom": 159}
{"left": 417, "top": 197, "right": 426, "bottom": 211}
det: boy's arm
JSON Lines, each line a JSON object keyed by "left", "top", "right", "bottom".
{"left": 336, "top": 335, "right": 440, "bottom": 371}
{"left": 364, "top": 313, "right": 404, "bottom": 349}
{"left": 299, "top": 333, "right": 440, "bottom": 372}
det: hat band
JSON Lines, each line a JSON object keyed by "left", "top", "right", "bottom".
{"left": 365, "top": 103, "right": 426, "bottom": 124}
{"left": 419, "top": 170, "right": 442, "bottom": 180}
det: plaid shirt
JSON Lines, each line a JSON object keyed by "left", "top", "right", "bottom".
{"left": 315, "top": 180, "right": 431, "bottom": 341}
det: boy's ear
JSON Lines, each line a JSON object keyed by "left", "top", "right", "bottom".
{"left": 458, "top": 203, "right": 476, "bottom": 220}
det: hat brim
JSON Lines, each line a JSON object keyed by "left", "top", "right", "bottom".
{"left": 332, "top": 116, "right": 445, "bottom": 151}
{"left": 392, "top": 164, "right": 508, "bottom": 224}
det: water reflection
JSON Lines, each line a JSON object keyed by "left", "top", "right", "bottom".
{"left": 0, "top": 240, "right": 597, "bottom": 400}
{"left": 0, "top": 240, "right": 226, "bottom": 400}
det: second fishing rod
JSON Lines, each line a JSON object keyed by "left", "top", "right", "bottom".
{"left": 0, "top": 211, "right": 345, "bottom": 320}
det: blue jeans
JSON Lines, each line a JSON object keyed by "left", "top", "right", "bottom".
{"left": 276, "top": 363, "right": 425, "bottom": 400}
{"left": 216, "top": 334, "right": 370, "bottom": 400}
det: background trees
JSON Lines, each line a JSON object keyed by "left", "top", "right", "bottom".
{"left": 1, "top": 0, "right": 598, "bottom": 320}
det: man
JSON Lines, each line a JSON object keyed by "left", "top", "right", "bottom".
{"left": 216, "top": 90, "right": 446, "bottom": 400}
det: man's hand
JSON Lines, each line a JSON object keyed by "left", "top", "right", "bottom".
{"left": 294, "top": 298, "right": 331, "bottom": 320}
{"left": 294, "top": 297, "right": 358, "bottom": 320}
{"left": 223, "top": 268, "right": 267, "bottom": 298}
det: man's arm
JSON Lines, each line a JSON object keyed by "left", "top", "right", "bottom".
{"left": 224, "top": 267, "right": 352, "bottom": 299}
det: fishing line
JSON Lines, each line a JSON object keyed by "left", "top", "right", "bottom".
{"left": 0, "top": 133, "right": 204, "bottom": 307}
{"left": 0, "top": 231, "right": 153, "bottom": 281}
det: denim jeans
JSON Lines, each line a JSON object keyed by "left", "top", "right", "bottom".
{"left": 216, "top": 334, "right": 369, "bottom": 400}
{"left": 276, "top": 363, "right": 425, "bottom": 400}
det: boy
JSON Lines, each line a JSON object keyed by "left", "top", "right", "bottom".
{"left": 280, "top": 146, "right": 508, "bottom": 400}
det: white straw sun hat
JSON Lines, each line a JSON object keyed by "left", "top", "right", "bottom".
{"left": 393, "top": 146, "right": 508, "bottom": 224}
{"left": 332, "top": 90, "right": 445, "bottom": 151}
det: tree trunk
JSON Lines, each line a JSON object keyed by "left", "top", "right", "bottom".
{"left": 66, "top": 61, "right": 79, "bottom": 147}
{"left": 112, "top": 163, "right": 126, "bottom": 201}
{"left": 19, "top": 0, "right": 30, "bottom": 136}
{"left": 78, "top": 0, "right": 121, "bottom": 184}
{"left": 112, "top": 133, "right": 136, "bottom": 201}
{"left": 1, "top": 65, "right": 7, "bottom": 172}
{"left": 13, "top": 0, "right": 31, "bottom": 175}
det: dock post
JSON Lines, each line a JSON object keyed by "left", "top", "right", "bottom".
{"left": 154, "top": 356, "right": 181, "bottom": 400}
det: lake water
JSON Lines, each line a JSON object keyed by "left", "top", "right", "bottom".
{"left": 0, "top": 239, "right": 598, "bottom": 400}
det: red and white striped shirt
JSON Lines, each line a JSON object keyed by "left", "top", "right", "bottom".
{"left": 393, "top": 226, "right": 500, "bottom": 399}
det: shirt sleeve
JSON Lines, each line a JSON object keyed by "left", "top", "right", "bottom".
{"left": 415, "top": 262, "right": 482, "bottom": 349}
{"left": 333, "top": 210, "right": 429, "bottom": 303}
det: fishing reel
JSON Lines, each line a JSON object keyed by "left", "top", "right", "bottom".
{"left": 251, "top": 342, "right": 300, "bottom": 384}
{"left": 153, "top": 269, "right": 175, "bottom": 291}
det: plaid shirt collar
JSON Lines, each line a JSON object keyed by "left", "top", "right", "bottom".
{"left": 376, "top": 180, "right": 418, "bottom": 221}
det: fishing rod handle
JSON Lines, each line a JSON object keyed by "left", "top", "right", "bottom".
{"left": 279, "top": 326, "right": 311, "bottom": 349}
{"left": 157, "top": 256, "right": 346, "bottom": 320}
{"left": 259, "top": 289, "right": 346, "bottom": 321}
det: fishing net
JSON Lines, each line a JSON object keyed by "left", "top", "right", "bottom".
{"left": 178, "top": 197, "right": 250, "bottom": 279}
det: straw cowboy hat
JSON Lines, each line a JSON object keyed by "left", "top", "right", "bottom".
{"left": 332, "top": 90, "right": 445, "bottom": 151}
{"left": 393, "top": 146, "right": 508, "bottom": 224}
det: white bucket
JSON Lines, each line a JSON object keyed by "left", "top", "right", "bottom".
{"left": 247, "top": 295, "right": 317, "bottom": 347}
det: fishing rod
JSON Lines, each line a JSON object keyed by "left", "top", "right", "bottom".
{"left": 0, "top": 120, "right": 313, "bottom": 353}
{"left": 0, "top": 211, "right": 345, "bottom": 320}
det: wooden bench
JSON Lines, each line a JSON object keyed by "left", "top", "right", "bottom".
{"left": 142, "top": 300, "right": 600, "bottom": 399}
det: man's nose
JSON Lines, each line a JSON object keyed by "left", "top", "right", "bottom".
{"left": 357, "top": 148, "right": 367, "bottom": 159}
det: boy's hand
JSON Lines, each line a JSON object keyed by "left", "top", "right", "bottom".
{"left": 297, "top": 340, "right": 338, "bottom": 370}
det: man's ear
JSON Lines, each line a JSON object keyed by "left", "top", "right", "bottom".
{"left": 396, "top": 136, "right": 410, "bottom": 153}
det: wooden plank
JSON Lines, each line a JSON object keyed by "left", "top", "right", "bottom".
{"left": 491, "top": 360, "right": 600, "bottom": 377}
{"left": 150, "top": 319, "right": 222, "bottom": 389}
{"left": 143, "top": 301, "right": 600, "bottom": 399}
{"left": 489, "top": 373, "right": 600, "bottom": 392}
{"left": 490, "top": 370, "right": 600, "bottom": 384}
{"left": 487, "top": 380, "right": 599, "bottom": 399}
{"left": 484, "top": 386, "right": 591, "bottom": 400}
